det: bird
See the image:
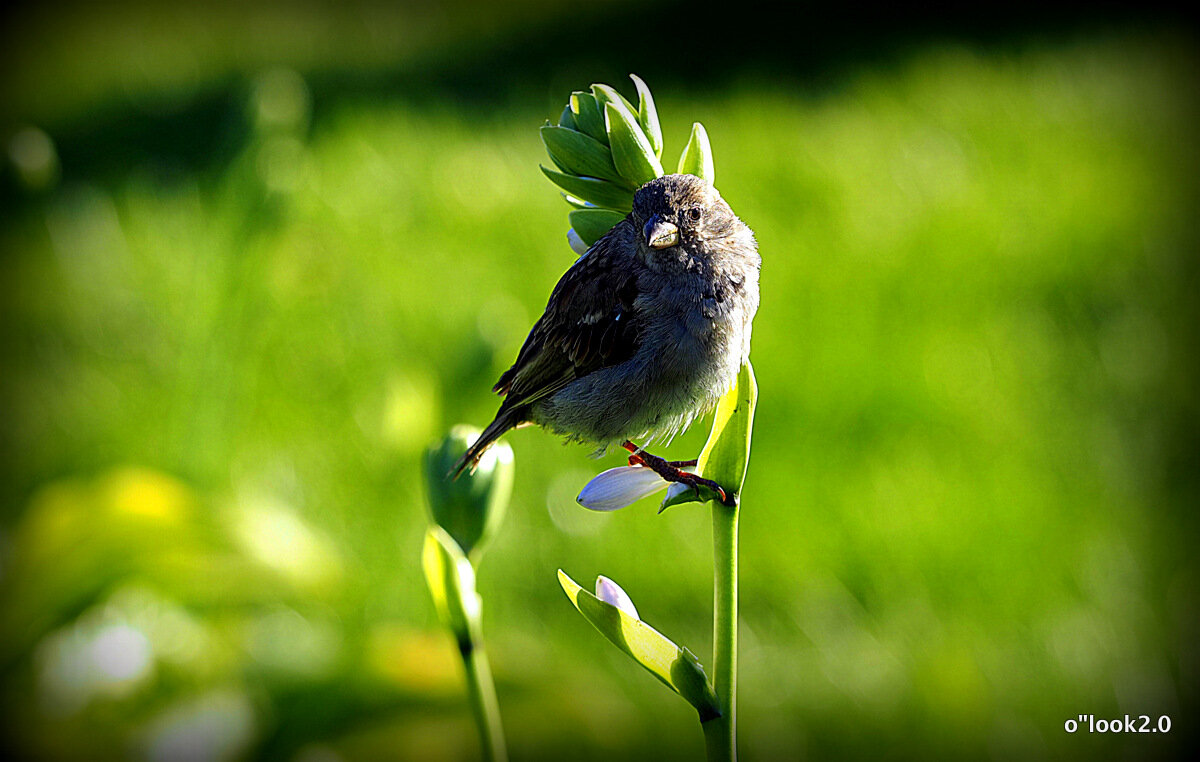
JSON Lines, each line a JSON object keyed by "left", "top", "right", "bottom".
{"left": 454, "top": 173, "right": 760, "bottom": 503}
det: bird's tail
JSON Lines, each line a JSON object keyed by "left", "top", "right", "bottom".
{"left": 450, "top": 408, "right": 523, "bottom": 480}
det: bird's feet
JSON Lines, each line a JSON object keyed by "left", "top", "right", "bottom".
{"left": 621, "top": 441, "right": 735, "bottom": 506}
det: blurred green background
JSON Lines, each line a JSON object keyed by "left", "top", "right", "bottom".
{"left": 1, "top": 1, "right": 1197, "bottom": 759}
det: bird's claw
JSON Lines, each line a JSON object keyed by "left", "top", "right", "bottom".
{"left": 623, "top": 443, "right": 733, "bottom": 506}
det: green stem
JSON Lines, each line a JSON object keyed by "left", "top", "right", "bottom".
{"left": 702, "top": 499, "right": 739, "bottom": 761}
{"left": 461, "top": 633, "right": 507, "bottom": 762}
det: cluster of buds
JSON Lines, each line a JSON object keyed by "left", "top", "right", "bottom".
{"left": 540, "top": 75, "right": 715, "bottom": 254}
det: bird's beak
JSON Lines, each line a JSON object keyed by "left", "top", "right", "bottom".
{"left": 643, "top": 216, "right": 679, "bottom": 249}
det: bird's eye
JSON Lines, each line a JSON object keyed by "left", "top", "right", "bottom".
{"left": 687, "top": 207, "right": 702, "bottom": 222}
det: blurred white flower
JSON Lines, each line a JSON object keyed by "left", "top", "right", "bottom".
{"left": 576, "top": 466, "right": 669, "bottom": 511}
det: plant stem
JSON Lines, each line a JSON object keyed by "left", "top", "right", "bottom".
{"left": 703, "top": 499, "right": 739, "bottom": 761}
{"left": 461, "top": 634, "right": 507, "bottom": 762}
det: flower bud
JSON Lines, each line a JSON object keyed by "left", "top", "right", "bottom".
{"left": 595, "top": 575, "right": 640, "bottom": 619}
{"left": 558, "top": 103, "right": 578, "bottom": 130}
{"left": 569, "top": 91, "right": 607, "bottom": 144}
{"left": 590, "top": 84, "right": 639, "bottom": 126}
{"left": 604, "top": 102, "right": 664, "bottom": 188}
{"left": 540, "top": 166, "right": 634, "bottom": 211}
{"left": 424, "top": 425, "right": 513, "bottom": 560}
{"left": 576, "top": 465, "right": 669, "bottom": 511}
{"left": 540, "top": 125, "right": 625, "bottom": 184}
{"left": 422, "top": 527, "right": 479, "bottom": 644}
{"left": 629, "top": 74, "right": 663, "bottom": 159}
{"left": 677, "top": 121, "right": 714, "bottom": 185}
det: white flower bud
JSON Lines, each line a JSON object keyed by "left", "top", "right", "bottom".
{"left": 595, "top": 575, "right": 639, "bottom": 619}
{"left": 576, "top": 466, "right": 669, "bottom": 511}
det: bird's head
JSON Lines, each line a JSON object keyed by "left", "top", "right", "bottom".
{"left": 632, "top": 174, "right": 741, "bottom": 259}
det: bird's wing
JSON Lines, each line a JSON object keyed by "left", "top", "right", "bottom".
{"left": 493, "top": 220, "right": 642, "bottom": 411}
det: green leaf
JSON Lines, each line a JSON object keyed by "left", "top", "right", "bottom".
{"left": 569, "top": 92, "right": 607, "bottom": 144}
{"left": 629, "top": 74, "right": 663, "bottom": 159}
{"left": 568, "top": 209, "right": 627, "bottom": 247}
{"left": 696, "top": 360, "right": 756, "bottom": 501}
{"left": 557, "top": 569, "right": 719, "bottom": 719}
{"left": 423, "top": 528, "right": 480, "bottom": 646}
{"left": 540, "top": 125, "right": 627, "bottom": 185}
{"left": 677, "top": 122, "right": 715, "bottom": 185}
{"left": 659, "top": 481, "right": 725, "bottom": 512}
{"left": 604, "top": 102, "right": 664, "bottom": 188}
{"left": 558, "top": 103, "right": 577, "bottom": 131}
{"left": 540, "top": 166, "right": 634, "bottom": 211}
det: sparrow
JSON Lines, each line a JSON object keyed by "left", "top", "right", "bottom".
{"left": 454, "top": 173, "right": 760, "bottom": 502}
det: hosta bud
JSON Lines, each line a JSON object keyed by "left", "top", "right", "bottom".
{"left": 677, "top": 122, "right": 715, "bottom": 184}
{"left": 424, "top": 425, "right": 513, "bottom": 559}
{"left": 595, "top": 575, "right": 640, "bottom": 619}
{"left": 576, "top": 465, "right": 670, "bottom": 511}
{"left": 569, "top": 91, "right": 607, "bottom": 144}
{"left": 558, "top": 103, "right": 577, "bottom": 130}
{"left": 604, "top": 102, "right": 664, "bottom": 188}
{"left": 422, "top": 527, "right": 480, "bottom": 645}
{"left": 629, "top": 74, "right": 663, "bottom": 159}
{"left": 590, "top": 84, "right": 639, "bottom": 124}
{"left": 540, "top": 125, "right": 626, "bottom": 185}
{"left": 540, "top": 166, "right": 634, "bottom": 212}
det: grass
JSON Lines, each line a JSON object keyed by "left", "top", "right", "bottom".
{"left": 1, "top": 27, "right": 1196, "bottom": 761}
